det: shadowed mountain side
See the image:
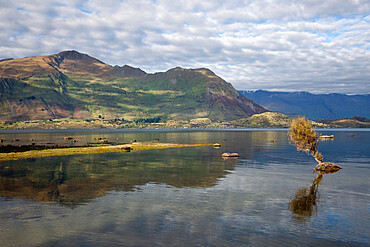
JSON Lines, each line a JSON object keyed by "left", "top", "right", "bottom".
{"left": 0, "top": 50, "right": 266, "bottom": 121}
{"left": 0, "top": 78, "right": 90, "bottom": 121}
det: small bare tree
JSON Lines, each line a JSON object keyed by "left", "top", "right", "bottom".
{"left": 288, "top": 116, "right": 341, "bottom": 172}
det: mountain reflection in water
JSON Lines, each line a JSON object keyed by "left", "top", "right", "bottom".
{"left": 0, "top": 130, "right": 287, "bottom": 206}
{"left": 0, "top": 148, "right": 238, "bottom": 206}
{"left": 0, "top": 129, "right": 369, "bottom": 246}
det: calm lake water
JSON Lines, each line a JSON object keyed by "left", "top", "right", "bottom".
{"left": 0, "top": 129, "right": 369, "bottom": 246}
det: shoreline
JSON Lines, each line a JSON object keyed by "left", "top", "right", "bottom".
{"left": 0, "top": 142, "right": 214, "bottom": 162}
{"left": 1, "top": 114, "right": 369, "bottom": 129}
{"left": 0, "top": 127, "right": 369, "bottom": 134}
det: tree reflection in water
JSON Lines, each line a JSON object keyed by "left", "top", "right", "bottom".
{"left": 289, "top": 170, "right": 339, "bottom": 221}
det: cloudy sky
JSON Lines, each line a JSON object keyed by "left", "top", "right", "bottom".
{"left": 1, "top": 0, "right": 369, "bottom": 94}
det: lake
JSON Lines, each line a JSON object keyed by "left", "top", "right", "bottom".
{"left": 0, "top": 129, "right": 369, "bottom": 246}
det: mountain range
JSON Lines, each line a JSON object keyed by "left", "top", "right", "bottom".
{"left": 239, "top": 90, "right": 370, "bottom": 120}
{"left": 0, "top": 50, "right": 266, "bottom": 122}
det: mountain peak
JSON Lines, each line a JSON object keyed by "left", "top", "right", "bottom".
{"left": 165, "top": 67, "right": 183, "bottom": 73}
{"left": 112, "top": 64, "right": 147, "bottom": 77}
{"left": 0, "top": 58, "right": 13, "bottom": 63}
{"left": 163, "top": 67, "right": 218, "bottom": 80}
{"left": 57, "top": 50, "right": 105, "bottom": 64}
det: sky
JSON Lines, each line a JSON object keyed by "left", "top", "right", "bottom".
{"left": 0, "top": 0, "right": 369, "bottom": 94}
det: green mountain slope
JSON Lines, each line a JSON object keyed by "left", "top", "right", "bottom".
{"left": 0, "top": 50, "right": 266, "bottom": 122}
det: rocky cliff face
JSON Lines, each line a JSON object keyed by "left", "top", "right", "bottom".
{"left": 0, "top": 50, "right": 266, "bottom": 121}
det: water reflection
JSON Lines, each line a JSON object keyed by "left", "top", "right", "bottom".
{"left": 289, "top": 170, "right": 340, "bottom": 221}
{"left": 0, "top": 148, "right": 238, "bottom": 206}
{"left": 0, "top": 130, "right": 369, "bottom": 246}
{"left": 0, "top": 130, "right": 290, "bottom": 207}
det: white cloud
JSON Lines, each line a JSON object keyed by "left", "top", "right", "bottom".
{"left": 0, "top": 0, "right": 369, "bottom": 94}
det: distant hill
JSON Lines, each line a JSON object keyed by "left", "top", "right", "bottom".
{"left": 229, "top": 112, "right": 293, "bottom": 128}
{"left": 315, "top": 117, "right": 370, "bottom": 128}
{"left": 239, "top": 90, "right": 370, "bottom": 120}
{"left": 226, "top": 112, "right": 331, "bottom": 128}
{"left": 0, "top": 50, "right": 266, "bottom": 122}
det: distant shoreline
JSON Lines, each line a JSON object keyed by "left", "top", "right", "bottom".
{"left": 1, "top": 112, "right": 369, "bottom": 129}
{"left": 1, "top": 125, "right": 369, "bottom": 130}
{"left": 1, "top": 127, "right": 369, "bottom": 133}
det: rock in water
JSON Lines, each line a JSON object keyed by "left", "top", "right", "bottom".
{"left": 315, "top": 162, "right": 342, "bottom": 173}
{"left": 222, "top": 153, "right": 239, "bottom": 157}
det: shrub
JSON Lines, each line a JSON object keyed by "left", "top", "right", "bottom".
{"left": 288, "top": 116, "right": 323, "bottom": 163}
